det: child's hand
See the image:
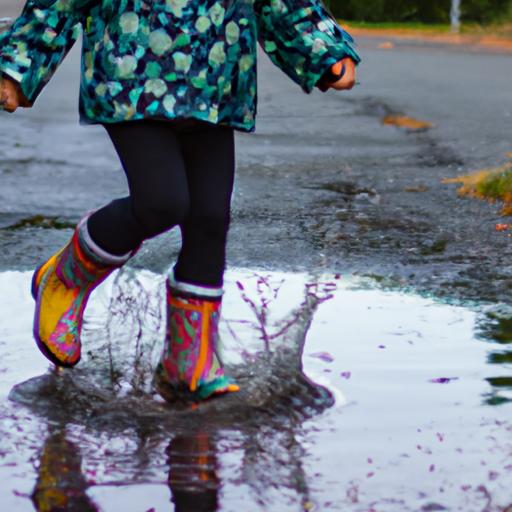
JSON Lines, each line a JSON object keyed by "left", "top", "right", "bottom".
{"left": 0, "top": 76, "right": 31, "bottom": 112}
{"left": 329, "top": 58, "right": 356, "bottom": 91}
{"left": 316, "top": 57, "right": 356, "bottom": 92}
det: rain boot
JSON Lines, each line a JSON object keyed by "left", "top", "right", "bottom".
{"left": 31, "top": 215, "right": 134, "bottom": 367}
{"left": 154, "top": 272, "right": 239, "bottom": 402}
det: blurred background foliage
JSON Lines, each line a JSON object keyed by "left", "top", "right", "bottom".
{"left": 329, "top": 0, "right": 512, "bottom": 24}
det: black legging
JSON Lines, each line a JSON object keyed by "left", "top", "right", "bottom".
{"left": 87, "top": 119, "right": 235, "bottom": 288}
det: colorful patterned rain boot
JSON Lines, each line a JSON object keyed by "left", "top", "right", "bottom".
{"left": 31, "top": 215, "right": 134, "bottom": 367}
{"left": 154, "top": 272, "right": 239, "bottom": 402}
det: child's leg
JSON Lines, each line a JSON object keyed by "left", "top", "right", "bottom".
{"left": 87, "top": 119, "right": 191, "bottom": 256}
{"left": 174, "top": 123, "right": 235, "bottom": 288}
{"left": 32, "top": 119, "right": 192, "bottom": 367}
{"left": 155, "top": 122, "right": 238, "bottom": 401}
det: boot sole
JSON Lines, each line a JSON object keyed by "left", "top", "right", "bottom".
{"left": 154, "top": 365, "right": 239, "bottom": 403}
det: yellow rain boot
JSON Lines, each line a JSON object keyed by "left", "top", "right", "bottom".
{"left": 31, "top": 215, "right": 135, "bottom": 367}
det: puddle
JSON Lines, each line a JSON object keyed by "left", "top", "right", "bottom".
{"left": 0, "top": 269, "right": 511, "bottom": 511}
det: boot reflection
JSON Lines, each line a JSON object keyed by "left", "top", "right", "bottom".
{"left": 31, "top": 428, "right": 98, "bottom": 512}
{"left": 167, "top": 432, "right": 219, "bottom": 512}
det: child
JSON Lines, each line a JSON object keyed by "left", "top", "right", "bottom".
{"left": 0, "top": 0, "right": 359, "bottom": 401}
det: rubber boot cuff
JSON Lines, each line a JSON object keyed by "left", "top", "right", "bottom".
{"left": 168, "top": 269, "right": 223, "bottom": 300}
{"left": 78, "top": 215, "right": 133, "bottom": 267}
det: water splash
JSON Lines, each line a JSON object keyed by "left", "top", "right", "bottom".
{"left": 9, "top": 268, "right": 336, "bottom": 430}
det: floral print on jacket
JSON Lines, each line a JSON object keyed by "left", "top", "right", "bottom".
{"left": 0, "top": 0, "right": 360, "bottom": 132}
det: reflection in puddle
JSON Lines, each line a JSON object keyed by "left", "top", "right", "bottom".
{"left": 477, "top": 308, "right": 512, "bottom": 405}
{"left": 168, "top": 432, "right": 219, "bottom": 511}
{"left": 0, "top": 269, "right": 511, "bottom": 511}
{"left": 32, "top": 425, "right": 220, "bottom": 512}
{"left": 32, "top": 426, "right": 99, "bottom": 512}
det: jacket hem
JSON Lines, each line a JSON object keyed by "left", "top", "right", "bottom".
{"left": 78, "top": 112, "right": 256, "bottom": 133}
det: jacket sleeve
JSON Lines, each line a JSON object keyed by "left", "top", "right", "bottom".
{"left": 0, "top": 0, "right": 85, "bottom": 103}
{"left": 254, "top": 0, "right": 361, "bottom": 93}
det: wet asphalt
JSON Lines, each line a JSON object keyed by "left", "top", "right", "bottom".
{"left": 0, "top": 11, "right": 511, "bottom": 303}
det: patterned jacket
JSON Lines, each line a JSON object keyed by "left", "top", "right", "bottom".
{"left": 0, "top": 0, "right": 360, "bottom": 132}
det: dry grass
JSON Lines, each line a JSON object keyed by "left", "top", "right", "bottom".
{"left": 382, "top": 115, "right": 433, "bottom": 132}
{"left": 476, "top": 22, "right": 512, "bottom": 39}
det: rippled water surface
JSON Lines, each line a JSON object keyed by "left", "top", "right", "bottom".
{"left": 0, "top": 268, "right": 511, "bottom": 511}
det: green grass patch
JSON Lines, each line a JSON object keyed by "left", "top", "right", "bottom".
{"left": 476, "top": 167, "right": 512, "bottom": 204}
{"left": 444, "top": 163, "right": 512, "bottom": 215}
{"left": 488, "top": 22, "right": 512, "bottom": 37}
{"left": 341, "top": 20, "right": 512, "bottom": 38}
{"left": 342, "top": 20, "right": 453, "bottom": 32}
{"left": 3, "top": 215, "right": 75, "bottom": 231}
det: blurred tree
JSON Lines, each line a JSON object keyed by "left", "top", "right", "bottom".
{"left": 330, "top": 0, "right": 512, "bottom": 23}
{"left": 462, "top": 0, "right": 511, "bottom": 22}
